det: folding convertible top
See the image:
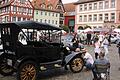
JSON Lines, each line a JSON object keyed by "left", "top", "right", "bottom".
{"left": 0, "top": 21, "right": 62, "bottom": 30}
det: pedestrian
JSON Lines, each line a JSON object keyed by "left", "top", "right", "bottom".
{"left": 82, "top": 48, "right": 94, "bottom": 71}
{"left": 92, "top": 52, "right": 110, "bottom": 80}
{"left": 94, "top": 38, "right": 101, "bottom": 59}
{"left": 86, "top": 33, "right": 91, "bottom": 45}
{"left": 101, "top": 37, "right": 109, "bottom": 58}
{"left": 117, "top": 41, "right": 120, "bottom": 70}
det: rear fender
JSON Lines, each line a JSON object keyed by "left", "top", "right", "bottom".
{"left": 65, "top": 52, "right": 81, "bottom": 64}
{"left": 14, "top": 56, "right": 37, "bottom": 69}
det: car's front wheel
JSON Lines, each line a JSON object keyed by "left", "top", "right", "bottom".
{"left": 17, "top": 61, "right": 39, "bottom": 80}
{"left": 69, "top": 56, "right": 84, "bottom": 73}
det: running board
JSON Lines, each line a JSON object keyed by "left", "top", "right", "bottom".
{"left": 40, "top": 60, "right": 62, "bottom": 71}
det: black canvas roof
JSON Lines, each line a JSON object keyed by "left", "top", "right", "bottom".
{"left": 0, "top": 21, "right": 62, "bottom": 30}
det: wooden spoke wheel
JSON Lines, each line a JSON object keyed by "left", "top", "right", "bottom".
{"left": 69, "top": 57, "right": 84, "bottom": 73}
{"left": 17, "top": 61, "right": 38, "bottom": 80}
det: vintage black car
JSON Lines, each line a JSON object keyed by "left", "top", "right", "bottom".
{"left": 0, "top": 21, "right": 84, "bottom": 80}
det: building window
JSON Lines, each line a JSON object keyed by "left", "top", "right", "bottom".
{"left": 41, "top": 4, "right": 46, "bottom": 9}
{"left": 23, "top": 18, "right": 26, "bottom": 21}
{"left": 48, "top": 20, "right": 50, "bottom": 23}
{"left": 45, "top": 19, "right": 47, "bottom": 23}
{"left": 93, "top": 14, "right": 97, "bottom": 21}
{"left": 79, "top": 15, "right": 82, "bottom": 22}
{"left": 18, "top": 17, "right": 21, "bottom": 21}
{"left": 41, "top": 11, "right": 43, "bottom": 15}
{"left": 48, "top": 5, "right": 52, "bottom": 10}
{"left": 56, "top": 21, "right": 58, "bottom": 25}
{"left": 99, "top": 14, "right": 103, "bottom": 21}
{"left": 99, "top": 2, "right": 103, "bottom": 9}
{"left": 84, "top": 15, "right": 87, "bottom": 22}
{"left": 4, "top": 16, "right": 8, "bottom": 22}
{"left": 45, "top": 12, "right": 47, "bottom": 15}
{"left": 36, "top": 19, "right": 38, "bottom": 22}
{"left": 52, "top": 13, "right": 54, "bottom": 17}
{"left": 79, "top": 4, "right": 83, "bottom": 11}
{"left": 111, "top": 0, "right": 115, "bottom": 8}
{"left": 88, "top": 15, "right": 92, "bottom": 21}
{"left": 6, "top": 7, "right": 10, "bottom": 12}
{"left": 49, "top": 12, "right": 51, "bottom": 16}
{"left": 60, "top": 13, "right": 63, "bottom": 17}
{"left": 89, "top": 4, "right": 92, "bottom": 10}
{"left": 84, "top": 4, "right": 87, "bottom": 10}
{"left": 23, "top": 8, "right": 26, "bottom": 13}
{"left": 94, "top": 3, "right": 97, "bottom": 10}
{"left": 57, "top": 5, "right": 62, "bottom": 10}
{"left": 105, "top": 1, "right": 109, "bottom": 9}
{"left": 99, "top": 26, "right": 102, "bottom": 28}
{"left": 20, "top": 0, "right": 26, "bottom": 3}
{"left": 36, "top": 11, "right": 38, "bottom": 15}
{"left": 105, "top": 13, "right": 109, "bottom": 21}
{"left": 111, "top": 13, "right": 115, "bottom": 21}
{"left": 40, "top": 19, "right": 42, "bottom": 22}
{"left": 13, "top": 16, "right": 16, "bottom": 22}
{"left": 52, "top": 20, "right": 54, "bottom": 24}
{"left": 56, "top": 14, "right": 58, "bottom": 17}
{"left": 13, "top": 6, "right": 17, "bottom": 12}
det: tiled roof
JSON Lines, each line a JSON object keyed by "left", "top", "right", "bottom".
{"left": 0, "top": 0, "right": 14, "bottom": 8}
{"left": 74, "top": 0, "right": 103, "bottom": 4}
{"left": 64, "top": 3, "right": 75, "bottom": 16}
{"left": 64, "top": 3, "right": 75, "bottom": 12}
{"left": 32, "top": 0, "right": 64, "bottom": 12}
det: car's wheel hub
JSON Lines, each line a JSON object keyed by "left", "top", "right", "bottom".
{"left": 71, "top": 58, "right": 83, "bottom": 71}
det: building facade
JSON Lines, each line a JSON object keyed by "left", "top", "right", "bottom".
{"left": 32, "top": 0, "right": 65, "bottom": 27}
{"left": 74, "top": 0, "right": 120, "bottom": 32}
{"left": 64, "top": 3, "right": 75, "bottom": 32}
{"left": 0, "top": 0, "right": 34, "bottom": 23}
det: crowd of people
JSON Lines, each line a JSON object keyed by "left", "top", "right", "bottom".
{"left": 70, "top": 32, "right": 120, "bottom": 80}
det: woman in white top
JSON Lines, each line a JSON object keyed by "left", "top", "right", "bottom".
{"left": 82, "top": 48, "right": 94, "bottom": 70}
{"left": 94, "top": 38, "right": 101, "bottom": 59}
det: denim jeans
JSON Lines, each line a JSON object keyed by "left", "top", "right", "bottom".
{"left": 85, "top": 62, "right": 93, "bottom": 70}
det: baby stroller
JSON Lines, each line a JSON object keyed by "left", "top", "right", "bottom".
{"left": 95, "top": 64, "right": 110, "bottom": 80}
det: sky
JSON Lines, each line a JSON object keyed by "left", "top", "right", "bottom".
{"left": 62, "top": 0, "right": 78, "bottom": 4}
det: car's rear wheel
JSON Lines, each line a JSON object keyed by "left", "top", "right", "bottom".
{"left": 17, "top": 61, "right": 39, "bottom": 80}
{"left": 0, "top": 54, "right": 15, "bottom": 76}
{"left": 69, "top": 56, "right": 84, "bottom": 73}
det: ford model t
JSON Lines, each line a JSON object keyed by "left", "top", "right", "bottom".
{"left": 0, "top": 21, "right": 84, "bottom": 80}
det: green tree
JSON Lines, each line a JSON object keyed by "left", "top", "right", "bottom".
{"left": 61, "top": 25, "right": 69, "bottom": 33}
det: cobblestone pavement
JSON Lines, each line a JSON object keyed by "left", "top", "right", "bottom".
{"left": 0, "top": 44, "right": 120, "bottom": 80}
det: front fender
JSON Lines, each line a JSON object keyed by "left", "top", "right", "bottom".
{"left": 65, "top": 52, "right": 81, "bottom": 64}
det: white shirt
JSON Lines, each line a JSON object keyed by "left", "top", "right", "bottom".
{"left": 94, "top": 41, "right": 101, "bottom": 53}
{"left": 102, "top": 38, "right": 109, "bottom": 47}
{"left": 84, "top": 52, "right": 94, "bottom": 65}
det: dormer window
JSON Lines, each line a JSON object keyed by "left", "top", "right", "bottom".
{"left": 47, "top": 5, "right": 52, "bottom": 10}
{"left": 57, "top": 5, "right": 62, "bottom": 10}
{"left": 40, "top": 3, "right": 46, "bottom": 9}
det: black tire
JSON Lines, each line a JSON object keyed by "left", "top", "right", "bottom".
{"left": 17, "top": 61, "right": 39, "bottom": 80}
{"left": 0, "top": 54, "right": 15, "bottom": 76}
{"left": 69, "top": 56, "right": 84, "bottom": 73}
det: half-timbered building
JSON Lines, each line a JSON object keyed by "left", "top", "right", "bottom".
{"left": 0, "top": 0, "right": 34, "bottom": 23}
